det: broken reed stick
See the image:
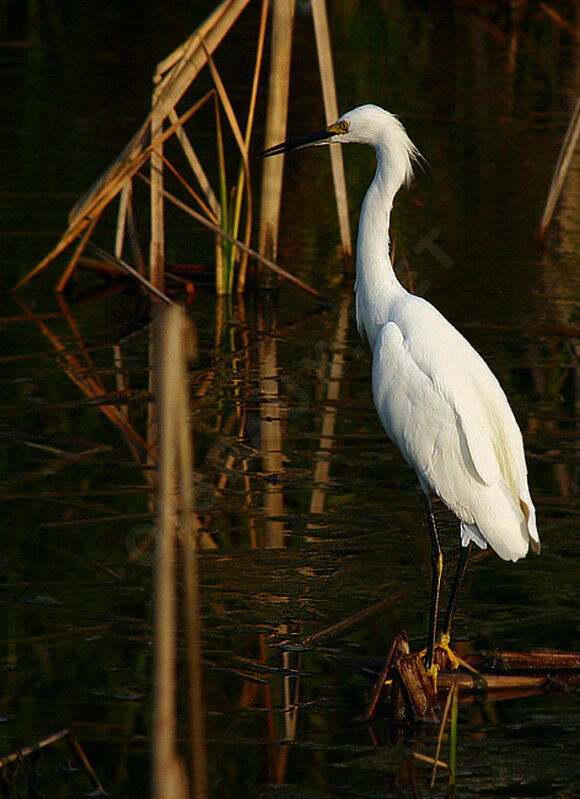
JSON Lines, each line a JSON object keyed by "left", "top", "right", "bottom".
{"left": 469, "top": 649, "right": 580, "bottom": 672}
{"left": 87, "top": 243, "right": 175, "bottom": 305}
{"left": 136, "top": 171, "right": 327, "bottom": 300}
{"left": 310, "top": 0, "right": 352, "bottom": 257}
{"left": 0, "top": 729, "right": 106, "bottom": 795}
{"left": 538, "top": 96, "right": 580, "bottom": 242}
{"left": 365, "top": 634, "right": 402, "bottom": 722}
{"left": 436, "top": 672, "right": 547, "bottom": 696}
{"left": 412, "top": 752, "right": 449, "bottom": 770}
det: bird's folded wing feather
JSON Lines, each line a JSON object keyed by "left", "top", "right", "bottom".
{"left": 373, "top": 305, "right": 525, "bottom": 493}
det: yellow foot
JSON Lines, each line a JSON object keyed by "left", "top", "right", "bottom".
{"left": 437, "top": 633, "right": 460, "bottom": 670}
{"left": 419, "top": 635, "right": 460, "bottom": 675}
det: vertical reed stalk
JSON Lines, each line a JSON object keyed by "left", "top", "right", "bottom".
{"left": 237, "top": 0, "right": 269, "bottom": 292}
{"left": 258, "top": 0, "right": 296, "bottom": 276}
{"left": 215, "top": 100, "right": 229, "bottom": 295}
{"left": 310, "top": 0, "right": 352, "bottom": 257}
{"left": 150, "top": 99, "right": 166, "bottom": 291}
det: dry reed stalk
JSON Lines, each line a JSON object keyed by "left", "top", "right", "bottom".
{"left": 125, "top": 186, "right": 146, "bottom": 275}
{"left": 167, "top": 107, "right": 221, "bottom": 219}
{"left": 147, "top": 0, "right": 252, "bottom": 292}
{"left": 477, "top": 650, "right": 580, "bottom": 671}
{"left": 203, "top": 40, "right": 254, "bottom": 293}
{"left": 159, "top": 149, "right": 220, "bottom": 225}
{"left": 17, "top": 3, "right": 251, "bottom": 294}
{"left": 137, "top": 171, "right": 326, "bottom": 299}
{"left": 436, "top": 672, "right": 547, "bottom": 694}
{"left": 115, "top": 180, "right": 132, "bottom": 259}
{"left": 150, "top": 89, "right": 166, "bottom": 290}
{"left": 258, "top": 0, "right": 296, "bottom": 273}
{"left": 430, "top": 681, "right": 457, "bottom": 788}
{"left": 412, "top": 752, "right": 449, "bottom": 770}
{"left": 237, "top": 0, "right": 269, "bottom": 292}
{"left": 539, "top": 96, "right": 580, "bottom": 242}
{"left": 13, "top": 96, "right": 211, "bottom": 292}
{"left": 88, "top": 243, "right": 175, "bottom": 306}
{"left": 153, "top": 0, "right": 251, "bottom": 106}
{"left": 310, "top": 0, "right": 352, "bottom": 257}
{"left": 153, "top": 305, "right": 206, "bottom": 799}
{"left": 76, "top": 2, "right": 248, "bottom": 231}
{"left": 309, "top": 290, "right": 351, "bottom": 516}
{"left": 153, "top": 0, "right": 233, "bottom": 81}
{"left": 364, "top": 635, "right": 401, "bottom": 723}
{"left": 55, "top": 214, "right": 100, "bottom": 293}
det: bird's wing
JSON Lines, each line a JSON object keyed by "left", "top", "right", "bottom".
{"left": 373, "top": 303, "right": 539, "bottom": 559}
{"left": 453, "top": 405, "right": 501, "bottom": 487}
{"left": 374, "top": 301, "right": 523, "bottom": 492}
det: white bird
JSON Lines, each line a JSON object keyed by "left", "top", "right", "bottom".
{"left": 262, "top": 104, "right": 540, "bottom": 671}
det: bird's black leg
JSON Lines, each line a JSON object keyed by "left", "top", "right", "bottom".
{"left": 442, "top": 542, "right": 471, "bottom": 640}
{"left": 423, "top": 491, "right": 443, "bottom": 673}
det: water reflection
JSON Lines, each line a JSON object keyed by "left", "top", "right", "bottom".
{"left": 1, "top": 264, "right": 578, "bottom": 795}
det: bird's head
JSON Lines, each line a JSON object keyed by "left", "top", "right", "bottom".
{"left": 260, "top": 104, "right": 419, "bottom": 185}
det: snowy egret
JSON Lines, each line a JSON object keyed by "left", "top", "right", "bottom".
{"left": 261, "top": 105, "right": 540, "bottom": 671}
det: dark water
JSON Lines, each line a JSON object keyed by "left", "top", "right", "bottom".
{"left": 1, "top": 2, "right": 579, "bottom": 797}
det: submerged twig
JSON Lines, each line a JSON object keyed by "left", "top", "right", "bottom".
{"left": 0, "top": 729, "right": 106, "bottom": 795}
{"left": 305, "top": 589, "right": 409, "bottom": 646}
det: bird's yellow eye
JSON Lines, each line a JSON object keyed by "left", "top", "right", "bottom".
{"left": 328, "top": 119, "right": 350, "bottom": 135}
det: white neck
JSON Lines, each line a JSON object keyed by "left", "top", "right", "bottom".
{"left": 354, "top": 140, "right": 409, "bottom": 349}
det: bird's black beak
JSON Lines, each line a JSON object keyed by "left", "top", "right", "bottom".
{"left": 260, "top": 127, "right": 335, "bottom": 158}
